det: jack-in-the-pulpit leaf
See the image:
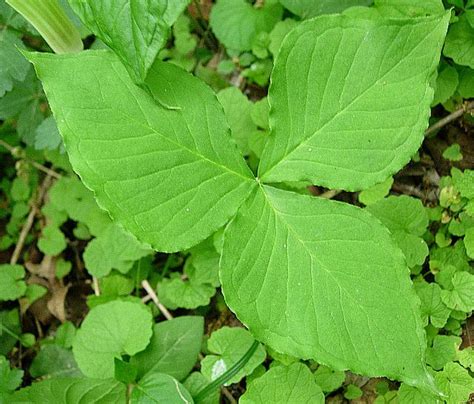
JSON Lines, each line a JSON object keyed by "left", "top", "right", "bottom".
{"left": 220, "top": 185, "right": 434, "bottom": 391}
{"left": 27, "top": 51, "right": 255, "bottom": 252}
{"left": 259, "top": 13, "right": 450, "bottom": 191}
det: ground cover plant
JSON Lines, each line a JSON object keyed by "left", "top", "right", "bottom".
{"left": 0, "top": 0, "right": 473, "bottom": 402}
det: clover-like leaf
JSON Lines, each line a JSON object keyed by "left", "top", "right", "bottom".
{"left": 27, "top": 51, "right": 255, "bottom": 252}
{"left": 259, "top": 13, "right": 449, "bottom": 191}
{"left": 240, "top": 363, "right": 324, "bottom": 403}
{"left": 221, "top": 186, "right": 434, "bottom": 391}
{"left": 72, "top": 300, "right": 153, "bottom": 379}
{"left": 68, "top": 0, "right": 190, "bottom": 82}
{"left": 0, "top": 264, "right": 26, "bottom": 301}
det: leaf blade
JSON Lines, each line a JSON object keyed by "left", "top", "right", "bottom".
{"left": 259, "top": 13, "right": 449, "bottom": 191}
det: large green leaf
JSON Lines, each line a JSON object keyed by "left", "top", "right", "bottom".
{"left": 72, "top": 300, "right": 153, "bottom": 379}
{"left": 258, "top": 13, "right": 449, "bottom": 191}
{"left": 68, "top": 0, "right": 190, "bottom": 82}
{"left": 279, "top": 0, "right": 372, "bottom": 19}
{"left": 11, "top": 378, "right": 125, "bottom": 403}
{"left": 27, "top": 51, "right": 255, "bottom": 252}
{"left": 220, "top": 185, "right": 434, "bottom": 391}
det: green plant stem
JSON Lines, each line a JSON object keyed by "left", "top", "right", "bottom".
{"left": 0, "top": 323, "right": 21, "bottom": 341}
{"left": 194, "top": 340, "right": 260, "bottom": 403}
{"left": 6, "top": 0, "right": 83, "bottom": 54}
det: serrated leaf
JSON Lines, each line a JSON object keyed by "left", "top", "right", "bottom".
{"left": 268, "top": 18, "right": 298, "bottom": 57}
{"left": 210, "top": 0, "right": 283, "bottom": 52}
{"left": 434, "top": 362, "right": 474, "bottom": 404}
{"left": 279, "top": 0, "right": 372, "bottom": 19}
{"left": 432, "top": 64, "right": 459, "bottom": 106}
{"left": 358, "top": 177, "right": 393, "bottom": 206}
{"left": 366, "top": 196, "right": 429, "bottom": 267}
{"left": 444, "top": 13, "right": 474, "bottom": 69}
{"left": 201, "top": 327, "right": 266, "bottom": 385}
{"left": 0, "top": 264, "right": 26, "bottom": 301}
{"left": 240, "top": 363, "right": 324, "bottom": 403}
{"left": 83, "top": 224, "right": 152, "bottom": 278}
{"left": 0, "top": 355, "right": 23, "bottom": 402}
{"left": 27, "top": 51, "right": 255, "bottom": 252}
{"left": 414, "top": 281, "right": 451, "bottom": 328}
{"left": 131, "top": 372, "right": 193, "bottom": 404}
{"left": 426, "top": 335, "right": 461, "bottom": 371}
{"left": 68, "top": 0, "right": 190, "bottom": 82}
{"left": 34, "top": 116, "right": 63, "bottom": 151}
{"left": 72, "top": 300, "right": 153, "bottom": 379}
{"left": 11, "top": 378, "right": 126, "bottom": 403}
{"left": 258, "top": 13, "right": 449, "bottom": 191}
{"left": 37, "top": 225, "right": 67, "bottom": 256}
{"left": 397, "top": 383, "right": 435, "bottom": 404}
{"left": 221, "top": 186, "right": 434, "bottom": 391}
{"left": 458, "top": 66, "right": 474, "bottom": 99}
{"left": 131, "top": 316, "right": 203, "bottom": 381}
{"left": 0, "top": 29, "right": 29, "bottom": 97}
{"left": 440, "top": 272, "right": 474, "bottom": 312}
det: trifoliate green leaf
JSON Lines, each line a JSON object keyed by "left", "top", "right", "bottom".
{"left": 432, "top": 64, "right": 459, "bottom": 106}
{"left": 201, "top": 327, "right": 266, "bottom": 385}
{"left": 414, "top": 281, "right": 451, "bottom": 328}
{"left": 68, "top": 0, "right": 189, "bottom": 82}
{"left": 221, "top": 186, "right": 435, "bottom": 391}
{"left": 358, "top": 177, "right": 393, "bottom": 206}
{"left": 258, "top": 13, "right": 450, "bottom": 191}
{"left": 131, "top": 316, "right": 203, "bottom": 381}
{"left": 444, "top": 13, "right": 474, "bottom": 68}
{"left": 426, "top": 335, "right": 462, "bottom": 371}
{"left": 313, "top": 365, "right": 346, "bottom": 393}
{"left": 83, "top": 224, "right": 152, "bottom": 278}
{"left": 37, "top": 225, "right": 67, "bottom": 256}
{"left": 434, "top": 362, "right": 474, "bottom": 404}
{"left": 12, "top": 378, "right": 126, "bottom": 403}
{"left": 0, "top": 355, "right": 23, "bottom": 402}
{"left": 0, "top": 264, "right": 26, "bottom": 301}
{"left": 440, "top": 272, "right": 474, "bottom": 312}
{"left": 279, "top": 0, "right": 372, "bottom": 19}
{"left": 131, "top": 372, "right": 193, "bottom": 404}
{"left": 0, "top": 29, "right": 29, "bottom": 97}
{"left": 28, "top": 51, "right": 255, "bottom": 252}
{"left": 210, "top": 0, "right": 283, "bottom": 52}
{"left": 217, "top": 86, "right": 256, "bottom": 155}
{"left": 72, "top": 300, "right": 153, "bottom": 379}
{"left": 374, "top": 0, "right": 445, "bottom": 17}
{"left": 240, "top": 363, "right": 324, "bottom": 404}
{"left": 268, "top": 18, "right": 298, "bottom": 57}
{"left": 29, "top": 344, "right": 81, "bottom": 379}
{"left": 442, "top": 144, "right": 463, "bottom": 162}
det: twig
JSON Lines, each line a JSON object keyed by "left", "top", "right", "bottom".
{"left": 424, "top": 100, "right": 474, "bottom": 136}
{"left": 92, "top": 277, "right": 100, "bottom": 296}
{"left": 0, "top": 139, "right": 62, "bottom": 179}
{"left": 10, "top": 174, "right": 53, "bottom": 265}
{"left": 320, "top": 189, "right": 341, "bottom": 199}
{"left": 141, "top": 280, "right": 173, "bottom": 321}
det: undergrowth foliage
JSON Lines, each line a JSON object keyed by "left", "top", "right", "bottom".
{"left": 1, "top": 0, "right": 474, "bottom": 403}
